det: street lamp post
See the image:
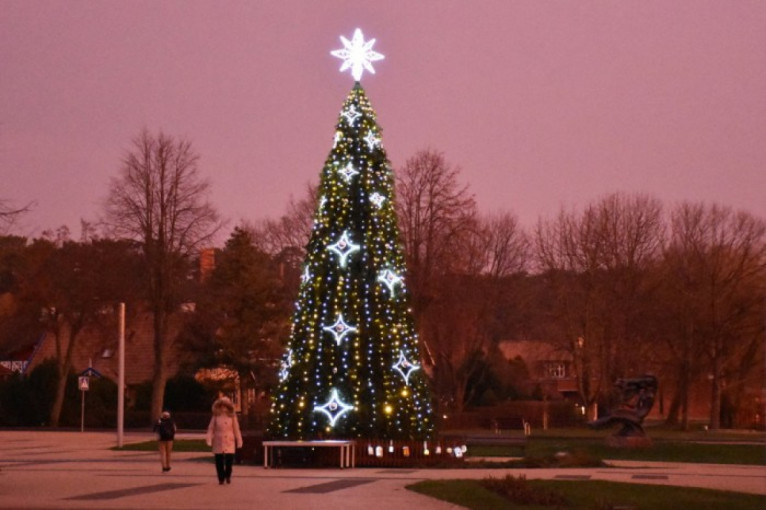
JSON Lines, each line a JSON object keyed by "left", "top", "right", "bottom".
{"left": 117, "top": 303, "right": 125, "bottom": 448}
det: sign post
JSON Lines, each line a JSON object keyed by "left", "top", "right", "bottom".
{"left": 78, "top": 367, "right": 101, "bottom": 433}
{"left": 78, "top": 376, "right": 89, "bottom": 432}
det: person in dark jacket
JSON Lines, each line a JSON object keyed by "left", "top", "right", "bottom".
{"left": 153, "top": 410, "right": 177, "bottom": 472}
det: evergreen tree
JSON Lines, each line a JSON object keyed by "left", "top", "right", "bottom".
{"left": 268, "top": 80, "right": 435, "bottom": 440}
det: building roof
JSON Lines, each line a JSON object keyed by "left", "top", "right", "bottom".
{"left": 27, "top": 307, "right": 193, "bottom": 386}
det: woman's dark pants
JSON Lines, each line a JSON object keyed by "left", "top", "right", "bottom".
{"left": 214, "top": 453, "right": 234, "bottom": 483}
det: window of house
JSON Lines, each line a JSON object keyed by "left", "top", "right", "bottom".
{"left": 545, "top": 362, "right": 567, "bottom": 379}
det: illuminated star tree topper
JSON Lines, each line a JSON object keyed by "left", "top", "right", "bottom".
{"left": 331, "top": 28, "right": 385, "bottom": 82}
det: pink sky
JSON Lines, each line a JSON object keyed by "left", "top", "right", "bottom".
{"left": 2, "top": 1, "right": 765, "bottom": 239}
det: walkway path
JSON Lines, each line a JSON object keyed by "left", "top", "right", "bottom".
{"left": 1, "top": 431, "right": 764, "bottom": 509}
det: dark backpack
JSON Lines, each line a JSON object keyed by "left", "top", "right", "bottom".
{"left": 157, "top": 418, "right": 175, "bottom": 440}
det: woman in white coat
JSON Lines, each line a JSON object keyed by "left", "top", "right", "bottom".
{"left": 206, "top": 396, "right": 243, "bottom": 484}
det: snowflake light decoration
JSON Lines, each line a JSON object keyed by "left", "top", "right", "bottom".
{"left": 341, "top": 105, "right": 361, "bottom": 125}
{"left": 323, "top": 314, "right": 358, "bottom": 345}
{"left": 327, "top": 230, "right": 360, "bottom": 268}
{"left": 330, "top": 28, "right": 385, "bottom": 82}
{"left": 364, "top": 130, "right": 380, "bottom": 150}
{"left": 300, "top": 266, "right": 311, "bottom": 284}
{"left": 338, "top": 162, "right": 359, "bottom": 183}
{"left": 378, "top": 268, "right": 403, "bottom": 297}
{"left": 370, "top": 192, "right": 386, "bottom": 209}
{"left": 279, "top": 349, "right": 294, "bottom": 382}
{"left": 393, "top": 350, "right": 420, "bottom": 385}
{"left": 314, "top": 389, "right": 354, "bottom": 427}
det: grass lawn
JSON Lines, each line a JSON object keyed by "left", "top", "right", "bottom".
{"left": 408, "top": 479, "right": 766, "bottom": 510}
{"left": 525, "top": 438, "right": 765, "bottom": 465}
{"left": 463, "top": 427, "right": 766, "bottom": 466}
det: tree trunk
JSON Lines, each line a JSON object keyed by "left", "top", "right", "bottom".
{"left": 709, "top": 355, "right": 722, "bottom": 430}
{"left": 587, "top": 402, "right": 598, "bottom": 421}
{"left": 150, "top": 309, "right": 167, "bottom": 421}
{"left": 665, "top": 390, "right": 680, "bottom": 426}
{"left": 239, "top": 382, "right": 249, "bottom": 427}
{"left": 49, "top": 360, "right": 68, "bottom": 427}
{"left": 150, "top": 371, "right": 167, "bottom": 422}
{"left": 681, "top": 376, "right": 690, "bottom": 431}
{"left": 49, "top": 325, "right": 78, "bottom": 427}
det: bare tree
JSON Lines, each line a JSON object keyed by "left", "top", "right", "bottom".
{"left": 661, "top": 202, "right": 766, "bottom": 429}
{"left": 0, "top": 200, "right": 34, "bottom": 234}
{"left": 533, "top": 193, "right": 664, "bottom": 419}
{"left": 248, "top": 183, "right": 317, "bottom": 259}
{"left": 394, "top": 150, "right": 483, "bottom": 411}
{"left": 396, "top": 149, "right": 477, "bottom": 312}
{"left": 427, "top": 212, "right": 530, "bottom": 412}
{"left": 474, "top": 212, "right": 530, "bottom": 279}
{"left": 104, "top": 129, "right": 223, "bottom": 420}
{"left": 11, "top": 237, "right": 143, "bottom": 426}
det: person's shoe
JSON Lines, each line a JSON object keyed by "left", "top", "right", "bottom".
{"left": 219, "top": 480, "right": 224, "bottom": 485}
{"left": 226, "top": 477, "right": 231, "bottom": 484}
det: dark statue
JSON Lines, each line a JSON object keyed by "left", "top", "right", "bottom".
{"left": 589, "top": 375, "right": 658, "bottom": 445}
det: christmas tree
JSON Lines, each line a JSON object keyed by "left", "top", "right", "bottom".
{"left": 269, "top": 29, "right": 435, "bottom": 441}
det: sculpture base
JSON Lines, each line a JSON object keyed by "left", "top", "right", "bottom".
{"left": 606, "top": 435, "right": 653, "bottom": 449}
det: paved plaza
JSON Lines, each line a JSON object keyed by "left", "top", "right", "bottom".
{"left": 1, "top": 430, "right": 764, "bottom": 509}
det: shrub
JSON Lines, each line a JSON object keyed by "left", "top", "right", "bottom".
{"left": 479, "top": 474, "right": 568, "bottom": 507}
